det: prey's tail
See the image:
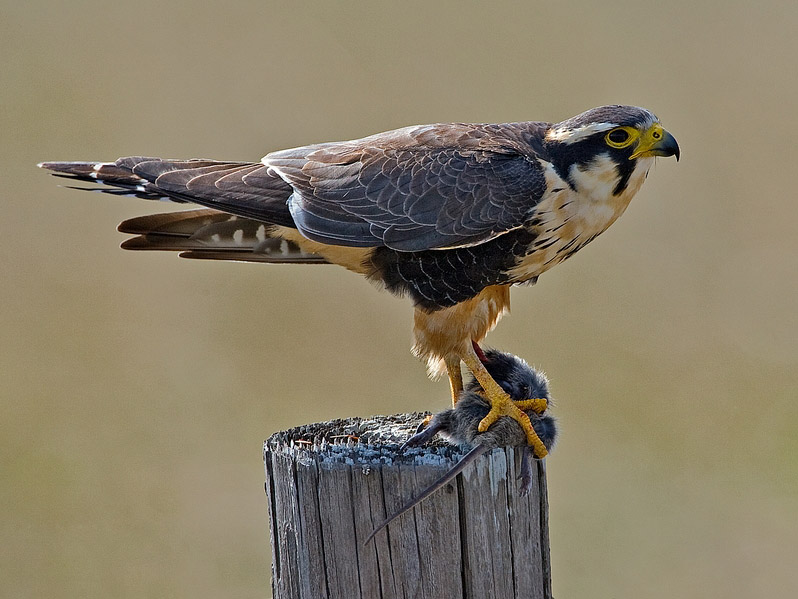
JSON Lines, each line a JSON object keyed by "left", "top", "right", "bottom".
{"left": 364, "top": 444, "right": 488, "bottom": 545}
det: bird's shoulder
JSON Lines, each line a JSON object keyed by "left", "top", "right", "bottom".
{"left": 260, "top": 121, "right": 556, "bottom": 252}
{"left": 263, "top": 120, "right": 553, "bottom": 171}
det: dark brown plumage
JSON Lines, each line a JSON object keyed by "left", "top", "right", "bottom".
{"left": 40, "top": 105, "right": 679, "bottom": 458}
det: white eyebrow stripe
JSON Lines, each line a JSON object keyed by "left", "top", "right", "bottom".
{"left": 545, "top": 122, "right": 616, "bottom": 144}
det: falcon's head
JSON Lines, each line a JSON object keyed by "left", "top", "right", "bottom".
{"left": 544, "top": 105, "right": 680, "bottom": 197}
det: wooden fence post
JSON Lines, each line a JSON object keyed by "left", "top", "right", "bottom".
{"left": 263, "top": 413, "right": 552, "bottom": 599}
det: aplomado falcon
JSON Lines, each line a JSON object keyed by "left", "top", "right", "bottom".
{"left": 40, "top": 104, "right": 680, "bottom": 458}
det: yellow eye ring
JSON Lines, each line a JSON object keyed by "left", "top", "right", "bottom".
{"left": 605, "top": 126, "right": 639, "bottom": 149}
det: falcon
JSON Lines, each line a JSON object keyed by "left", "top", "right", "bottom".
{"left": 39, "top": 104, "right": 679, "bottom": 458}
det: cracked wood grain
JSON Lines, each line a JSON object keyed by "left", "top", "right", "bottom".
{"left": 264, "top": 413, "right": 552, "bottom": 599}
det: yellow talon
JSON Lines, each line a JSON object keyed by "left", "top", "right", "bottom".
{"left": 460, "top": 342, "right": 549, "bottom": 459}
{"left": 513, "top": 397, "right": 548, "bottom": 414}
{"left": 476, "top": 394, "right": 549, "bottom": 459}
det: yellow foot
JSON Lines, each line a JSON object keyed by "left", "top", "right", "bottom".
{"left": 477, "top": 394, "right": 549, "bottom": 459}
{"left": 461, "top": 342, "right": 549, "bottom": 459}
{"left": 513, "top": 397, "right": 548, "bottom": 415}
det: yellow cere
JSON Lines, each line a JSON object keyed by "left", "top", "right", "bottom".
{"left": 629, "top": 123, "right": 666, "bottom": 159}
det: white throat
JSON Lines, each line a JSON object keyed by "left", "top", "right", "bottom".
{"left": 568, "top": 153, "right": 641, "bottom": 202}
{"left": 507, "top": 155, "right": 653, "bottom": 282}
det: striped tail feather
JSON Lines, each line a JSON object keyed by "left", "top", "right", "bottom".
{"left": 118, "top": 209, "right": 329, "bottom": 264}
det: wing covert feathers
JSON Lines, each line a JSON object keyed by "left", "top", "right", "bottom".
{"left": 265, "top": 122, "right": 550, "bottom": 251}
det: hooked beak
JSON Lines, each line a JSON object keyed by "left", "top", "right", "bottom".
{"left": 630, "top": 125, "right": 680, "bottom": 161}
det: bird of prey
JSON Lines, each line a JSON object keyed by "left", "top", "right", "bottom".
{"left": 39, "top": 104, "right": 679, "bottom": 459}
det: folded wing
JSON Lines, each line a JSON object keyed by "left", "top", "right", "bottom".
{"left": 265, "top": 123, "right": 549, "bottom": 251}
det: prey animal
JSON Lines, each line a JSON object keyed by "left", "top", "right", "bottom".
{"left": 39, "top": 104, "right": 678, "bottom": 457}
{"left": 366, "top": 347, "right": 557, "bottom": 544}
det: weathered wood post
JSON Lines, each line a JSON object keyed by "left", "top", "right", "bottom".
{"left": 264, "top": 413, "right": 552, "bottom": 599}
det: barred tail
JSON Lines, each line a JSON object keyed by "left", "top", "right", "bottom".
{"left": 118, "top": 209, "right": 328, "bottom": 264}
{"left": 39, "top": 157, "right": 327, "bottom": 264}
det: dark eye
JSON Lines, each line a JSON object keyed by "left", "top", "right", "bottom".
{"left": 605, "top": 126, "right": 638, "bottom": 149}
{"left": 607, "top": 129, "right": 630, "bottom": 144}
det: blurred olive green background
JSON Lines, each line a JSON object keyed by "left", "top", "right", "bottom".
{"left": 3, "top": 1, "right": 797, "bottom": 597}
